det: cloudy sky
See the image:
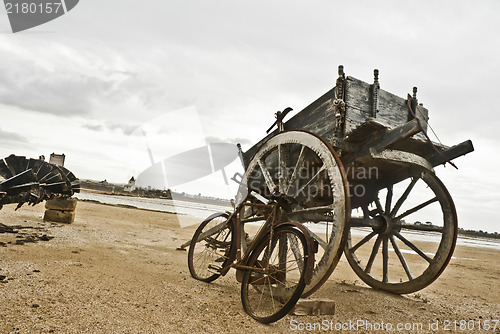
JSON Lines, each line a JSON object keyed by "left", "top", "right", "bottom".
{"left": 0, "top": 1, "right": 499, "bottom": 232}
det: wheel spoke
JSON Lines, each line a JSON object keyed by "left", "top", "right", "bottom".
{"left": 344, "top": 171, "right": 458, "bottom": 294}
{"left": 382, "top": 235, "right": 389, "bottom": 283}
{"left": 375, "top": 199, "right": 383, "bottom": 214}
{"left": 266, "top": 276, "right": 277, "bottom": 313}
{"left": 390, "top": 177, "right": 419, "bottom": 217}
{"left": 350, "top": 231, "right": 377, "bottom": 253}
{"left": 385, "top": 185, "right": 393, "bottom": 214}
{"left": 278, "top": 144, "right": 288, "bottom": 192}
{"left": 303, "top": 226, "right": 328, "bottom": 250}
{"left": 287, "top": 234, "right": 304, "bottom": 275}
{"left": 294, "top": 165, "right": 326, "bottom": 198}
{"left": 365, "top": 235, "right": 382, "bottom": 274}
{"left": 285, "top": 145, "right": 306, "bottom": 195}
{"left": 396, "top": 197, "right": 438, "bottom": 220}
{"left": 258, "top": 159, "right": 276, "bottom": 194}
{"left": 389, "top": 235, "right": 414, "bottom": 280}
{"left": 193, "top": 221, "right": 227, "bottom": 243}
{"left": 394, "top": 231, "right": 432, "bottom": 263}
{"left": 278, "top": 234, "right": 288, "bottom": 279}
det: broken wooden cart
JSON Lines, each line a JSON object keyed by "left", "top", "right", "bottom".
{"left": 187, "top": 65, "right": 474, "bottom": 302}
{"left": 239, "top": 65, "right": 474, "bottom": 295}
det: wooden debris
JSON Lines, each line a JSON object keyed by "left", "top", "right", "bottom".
{"left": 292, "top": 298, "right": 336, "bottom": 316}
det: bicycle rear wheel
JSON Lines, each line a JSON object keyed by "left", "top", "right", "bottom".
{"left": 188, "top": 212, "right": 233, "bottom": 282}
{"left": 240, "top": 225, "right": 310, "bottom": 323}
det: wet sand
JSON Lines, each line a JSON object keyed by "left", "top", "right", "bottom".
{"left": 1, "top": 200, "right": 499, "bottom": 333}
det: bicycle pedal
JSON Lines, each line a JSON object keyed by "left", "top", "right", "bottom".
{"left": 208, "top": 263, "right": 223, "bottom": 274}
{"left": 207, "top": 268, "right": 221, "bottom": 275}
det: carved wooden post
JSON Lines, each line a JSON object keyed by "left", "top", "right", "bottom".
{"left": 371, "top": 69, "right": 380, "bottom": 117}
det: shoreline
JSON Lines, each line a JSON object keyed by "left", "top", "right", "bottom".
{"left": 76, "top": 191, "right": 500, "bottom": 246}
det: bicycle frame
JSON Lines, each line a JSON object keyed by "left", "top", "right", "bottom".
{"left": 218, "top": 196, "right": 316, "bottom": 286}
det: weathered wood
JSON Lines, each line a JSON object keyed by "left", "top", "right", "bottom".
{"left": 43, "top": 209, "right": 75, "bottom": 224}
{"left": 428, "top": 140, "right": 474, "bottom": 167}
{"left": 45, "top": 197, "right": 78, "bottom": 211}
{"left": 284, "top": 88, "right": 337, "bottom": 139}
{"left": 345, "top": 76, "right": 429, "bottom": 138}
{"left": 344, "top": 118, "right": 387, "bottom": 144}
{"left": 240, "top": 67, "right": 473, "bottom": 191}
{"left": 243, "top": 88, "right": 337, "bottom": 165}
{"left": 341, "top": 118, "right": 422, "bottom": 166}
{"left": 292, "top": 298, "right": 335, "bottom": 316}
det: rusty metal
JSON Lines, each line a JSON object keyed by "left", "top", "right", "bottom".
{"left": 187, "top": 191, "right": 315, "bottom": 323}
{"left": 0, "top": 154, "right": 80, "bottom": 211}
{"left": 266, "top": 107, "right": 293, "bottom": 133}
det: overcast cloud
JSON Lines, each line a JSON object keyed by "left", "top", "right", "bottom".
{"left": 0, "top": 0, "right": 498, "bottom": 232}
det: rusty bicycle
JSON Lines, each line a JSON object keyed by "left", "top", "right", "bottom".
{"left": 187, "top": 187, "right": 316, "bottom": 323}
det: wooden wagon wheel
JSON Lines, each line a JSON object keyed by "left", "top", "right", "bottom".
{"left": 242, "top": 130, "right": 350, "bottom": 297}
{"left": 344, "top": 171, "right": 457, "bottom": 294}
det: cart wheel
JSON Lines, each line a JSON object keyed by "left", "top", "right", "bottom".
{"left": 241, "top": 225, "right": 310, "bottom": 323}
{"left": 243, "top": 130, "right": 349, "bottom": 296}
{"left": 188, "top": 212, "right": 233, "bottom": 282}
{"left": 345, "top": 171, "right": 457, "bottom": 294}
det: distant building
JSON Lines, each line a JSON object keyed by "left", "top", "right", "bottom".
{"left": 124, "top": 177, "right": 136, "bottom": 192}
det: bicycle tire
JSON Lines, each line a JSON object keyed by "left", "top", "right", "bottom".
{"left": 188, "top": 212, "right": 233, "bottom": 282}
{"left": 240, "top": 225, "right": 310, "bottom": 323}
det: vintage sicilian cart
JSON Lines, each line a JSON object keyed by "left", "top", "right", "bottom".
{"left": 186, "top": 65, "right": 474, "bottom": 323}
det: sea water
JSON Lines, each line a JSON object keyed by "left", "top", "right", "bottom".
{"left": 74, "top": 192, "right": 500, "bottom": 251}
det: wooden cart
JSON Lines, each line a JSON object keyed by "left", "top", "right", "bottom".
{"left": 238, "top": 65, "right": 474, "bottom": 295}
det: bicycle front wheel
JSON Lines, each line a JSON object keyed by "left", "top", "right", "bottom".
{"left": 188, "top": 212, "right": 233, "bottom": 282}
{"left": 241, "top": 225, "right": 310, "bottom": 323}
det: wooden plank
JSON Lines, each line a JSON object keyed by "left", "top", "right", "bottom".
{"left": 344, "top": 118, "right": 387, "bottom": 144}
{"left": 344, "top": 76, "right": 371, "bottom": 136}
{"left": 341, "top": 119, "right": 422, "bottom": 166}
{"left": 284, "top": 87, "right": 336, "bottom": 138}
{"left": 292, "top": 298, "right": 336, "bottom": 316}
{"left": 344, "top": 76, "right": 429, "bottom": 138}
{"left": 428, "top": 140, "right": 474, "bottom": 167}
{"left": 242, "top": 87, "right": 337, "bottom": 164}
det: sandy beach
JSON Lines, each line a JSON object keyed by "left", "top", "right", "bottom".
{"left": 1, "top": 200, "right": 499, "bottom": 334}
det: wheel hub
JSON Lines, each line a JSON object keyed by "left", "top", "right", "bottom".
{"left": 374, "top": 214, "right": 401, "bottom": 235}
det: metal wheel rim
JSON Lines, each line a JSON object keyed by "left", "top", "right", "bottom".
{"left": 241, "top": 226, "right": 308, "bottom": 323}
{"left": 242, "top": 130, "right": 350, "bottom": 296}
{"left": 345, "top": 171, "right": 457, "bottom": 294}
{"left": 188, "top": 212, "right": 232, "bottom": 282}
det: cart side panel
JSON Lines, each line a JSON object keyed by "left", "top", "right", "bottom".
{"left": 345, "top": 76, "right": 429, "bottom": 136}
{"left": 344, "top": 77, "right": 371, "bottom": 136}
{"left": 242, "top": 71, "right": 433, "bottom": 165}
{"left": 284, "top": 87, "right": 336, "bottom": 139}
{"left": 242, "top": 87, "right": 337, "bottom": 165}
